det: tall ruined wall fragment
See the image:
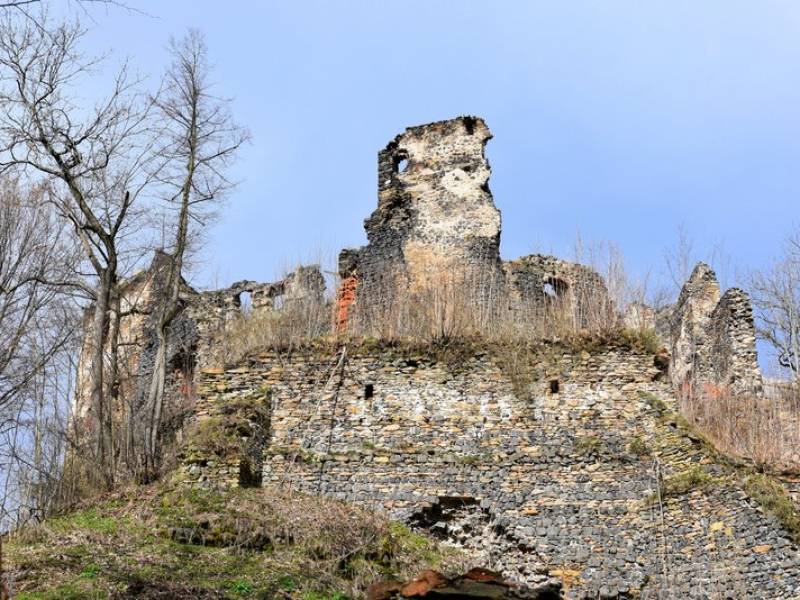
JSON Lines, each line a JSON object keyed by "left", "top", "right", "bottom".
{"left": 338, "top": 116, "right": 614, "bottom": 333}
{"left": 707, "top": 288, "right": 763, "bottom": 395}
{"left": 670, "top": 262, "right": 762, "bottom": 395}
{"left": 339, "top": 117, "right": 505, "bottom": 328}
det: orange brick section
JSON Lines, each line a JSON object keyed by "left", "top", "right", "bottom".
{"left": 336, "top": 275, "right": 358, "bottom": 332}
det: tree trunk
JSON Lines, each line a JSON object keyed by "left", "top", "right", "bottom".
{"left": 87, "top": 270, "right": 112, "bottom": 488}
{"left": 105, "top": 285, "right": 122, "bottom": 480}
{"left": 143, "top": 328, "right": 168, "bottom": 479}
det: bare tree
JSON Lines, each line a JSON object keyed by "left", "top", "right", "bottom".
{"left": 0, "top": 181, "right": 80, "bottom": 534}
{"left": 0, "top": 16, "right": 158, "bottom": 487}
{"left": 0, "top": 182, "right": 78, "bottom": 413}
{"left": 139, "top": 30, "right": 247, "bottom": 477}
{"left": 664, "top": 223, "right": 696, "bottom": 296}
{"left": 750, "top": 228, "right": 800, "bottom": 379}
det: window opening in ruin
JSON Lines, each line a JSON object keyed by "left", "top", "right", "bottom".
{"left": 273, "top": 294, "right": 284, "bottom": 310}
{"left": 393, "top": 151, "right": 410, "bottom": 174}
{"left": 543, "top": 277, "right": 569, "bottom": 300}
{"left": 550, "top": 379, "right": 560, "bottom": 394}
{"left": 464, "top": 116, "right": 476, "bottom": 135}
{"left": 239, "top": 291, "right": 253, "bottom": 314}
{"left": 364, "top": 383, "right": 374, "bottom": 399}
{"left": 238, "top": 456, "right": 262, "bottom": 488}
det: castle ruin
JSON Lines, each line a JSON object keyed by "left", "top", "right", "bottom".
{"left": 73, "top": 117, "right": 797, "bottom": 599}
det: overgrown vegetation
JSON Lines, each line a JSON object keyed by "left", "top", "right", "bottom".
{"left": 207, "top": 253, "right": 664, "bottom": 372}
{"left": 680, "top": 382, "right": 800, "bottom": 470}
{"left": 4, "top": 483, "right": 459, "bottom": 599}
{"left": 575, "top": 435, "right": 603, "bottom": 456}
{"left": 660, "top": 465, "right": 716, "bottom": 498}
{"left": 742, "top": 473, "right": 800, "bottom": 540}
{"left": 627, "top": 436, "right": 651, "bottom": 457}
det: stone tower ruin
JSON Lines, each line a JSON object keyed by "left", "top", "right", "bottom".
{"left": 338, "top": 116, "right": 506, "bottom": 328}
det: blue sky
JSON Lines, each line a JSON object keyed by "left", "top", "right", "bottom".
{"left": 73, "top": 1, "right": 800, "bottom": 292}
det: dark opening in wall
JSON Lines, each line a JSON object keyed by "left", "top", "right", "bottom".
{"left": 364, "top": 383, "right": 374, "bottom": 399}
{"left": 463, "top": 116, "right": 476, "bottom": 135}
{"left": 544, "top": 277, "right": 569, "bottom": 300}
{"left": 238, "top": 291, "right": 253, "bottom": 314}
{"left": 239, "top": 456, "right": 262, "bottom": 488}
{"left": 550, "top": 379, "right": 560, "bottom": 394}
{"left": 393, "top": 151, "right": 410, "bottom": 174}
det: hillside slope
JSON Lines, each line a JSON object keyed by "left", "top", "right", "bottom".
{"left": 5, "top": 483, "right": 461, "bottom": 599}
{"left": 6, "top": 340, "right": 800, "bottom": 599}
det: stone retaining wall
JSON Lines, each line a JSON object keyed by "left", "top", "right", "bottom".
{"left": 178, "top": 343, "right": 800, "bottom": 599}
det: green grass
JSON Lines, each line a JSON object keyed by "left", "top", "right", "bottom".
{"left": 627, "top": 436, "right": 651, "bottom": 457}
{"left": 5, "top": 483, "right": 455, "bottom": 599}
{"left": 575, "top": 434, "right": 603, "bottom": 456}
{"left": 647, "top": 465, "right": 718, "bottom": 505}
{"left": 743, "top": 473, "right": 800, "bottom": 540}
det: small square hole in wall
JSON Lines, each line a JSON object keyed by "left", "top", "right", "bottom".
{"left": 549, "top": 380, "right": 560, "bottom": 394}
{"left": 364, "top": 384, "right": 374, "bottom": 399}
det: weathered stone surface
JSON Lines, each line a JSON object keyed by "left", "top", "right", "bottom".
{"left": 337, "top": 117, "right": 612, "bottom": 331}
{"left": 504, "top": 254, "right": 612, "bottom": 329}
{"left": 669, "top": 262, "right": 762, "bottom": 395}
{"left": 178, "top": 343, "right": 800, "bottom": 598}
{"left": 340, "top": 116, "right": 505, "bottom": 321}
{"left": 669, "top": 262, "right": 721, "bottom": 391}
{"left": 74, "top": 253, "right": 325, "bottom": 435}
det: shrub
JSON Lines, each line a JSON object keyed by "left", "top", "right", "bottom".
{"left": 653, "top": 465, "right": 716, "bottom": 502}
{"left": 575, "top": 435, "right": 602, "bottom": 456}
{"left": 743, "top": 473, "right": 800, "bottom": 539}
{"left": 680, "top": 382, "right": 800, "bottom": 469}
{"left": 628, "top": 436, "right": 650, "bottom": 457}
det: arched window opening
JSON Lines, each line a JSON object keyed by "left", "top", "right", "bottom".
{"left": 543, "top": 277, "right": 569, "bottom": 300}
{"left": 393, "top": 151, "right": 410, "bottom": 174}
{"left": 239, "top": 291, "right": 253, "bottom": 314}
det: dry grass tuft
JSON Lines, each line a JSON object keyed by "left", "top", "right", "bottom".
{"left": 680, "top": 382, "right": 800, "bottom": 470}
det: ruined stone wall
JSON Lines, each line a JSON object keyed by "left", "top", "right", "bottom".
{"left": 73, "top": 253, "right": 326, "bottom": 458}
{"left": 708, "top": 288, "right": 763, "bottom": 395}
{"left": 670, "top": 263, "right": 762, "bottom": 396}
{"left": 504, "top": 254, "right": 612, "bottom": 329}
{"left": 340, "top": 117, "right": 506, "bottom": 329}
{"left": 338, "top": 116, "right": 612, "bottom": 333}
{"left": 178, "top": 344, "right": 799, "bottom": 599}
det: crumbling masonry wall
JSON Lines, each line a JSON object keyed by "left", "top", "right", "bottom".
{"left": 179, "top": 344, "right": 800, "bottom": 599}
{"left": 73, "top": 254, "right": 325, "bottom": 451}
{"left": 669, "top": 262, "right": 762, "bottom": 396}
{"left": 504, "top": 254, "right": 612, "bottom": 329}
{"left": 339, "top": 116, "right": 505, "bottom": 328}
{"left": 337, "top": 116, "right": 613, "bottom": 332}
